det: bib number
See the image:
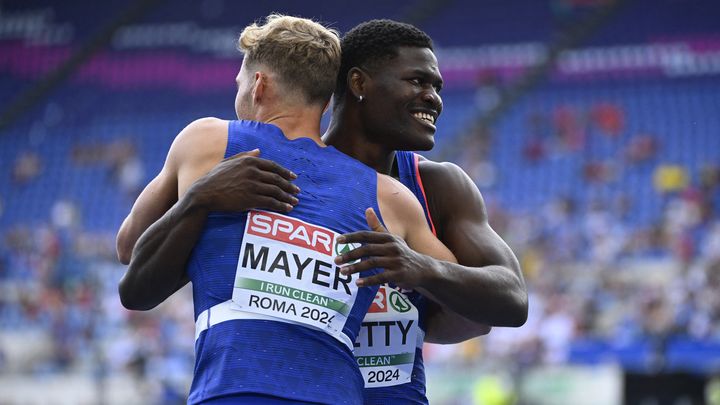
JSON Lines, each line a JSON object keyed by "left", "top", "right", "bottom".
{"left": 354, "top": 285, "right": 419, "bottom": 388}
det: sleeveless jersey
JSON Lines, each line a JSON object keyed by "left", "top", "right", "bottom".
{"left": 187, "top": 120, "right": 382, "bottom": 404}
{"left": 360, "top": 151, "right": 436, "bottom": 405}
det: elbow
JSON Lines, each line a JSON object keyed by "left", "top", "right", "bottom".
{"left": 118, "top": 279, "right": 140, "bottom": 310}
{"left": 118, "top": 274, "right": 155, "bottom": 311}
{"left": 477, "top": 324, "right": 492, "bottom": 336}
{"left": 505, "top": 290, "right": 529, "bottom": 327}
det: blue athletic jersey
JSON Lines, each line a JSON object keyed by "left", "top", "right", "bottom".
{"left": 363, "top": 151, "right": 435, "bottom": 405}
{"left": 187, "top": 120, "right": 382, "bottom": 404}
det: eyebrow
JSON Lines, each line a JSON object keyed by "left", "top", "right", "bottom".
{"left": 408, "top": 68, "right": 441, "bottom": 78}
{"left": 408, "top": 68, "right": 443, "bottom": 86}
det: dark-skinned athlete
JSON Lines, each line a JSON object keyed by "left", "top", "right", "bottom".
{"left": 322, "top": 20, "right": 528, "bottom": 404}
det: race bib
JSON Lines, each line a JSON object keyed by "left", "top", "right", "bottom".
{"left": 354, "top": 285, "right": 419, "bottom": 388}
{"left": 231, "top": 210, "right": 358, "bottom": 338}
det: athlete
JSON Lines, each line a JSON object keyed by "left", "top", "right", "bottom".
{"left": 323, "top": 20, "right": 529, "bottom": 403}
{"left": 116, "top": 15, "right": 456, "bottom": 404}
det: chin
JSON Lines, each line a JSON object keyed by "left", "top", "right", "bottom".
{"left": 397, "top": 136, "right": 434, "bottom": 152}
{"left": 413, "top": 134, "right": 436, "bottom": 151}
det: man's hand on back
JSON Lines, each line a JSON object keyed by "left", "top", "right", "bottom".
{"left": 189, "top": 149, "right": 301, "bottom": 213}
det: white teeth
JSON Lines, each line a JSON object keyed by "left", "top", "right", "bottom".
{"left": 413, "top": 112, "right": 435, "bottom": 125}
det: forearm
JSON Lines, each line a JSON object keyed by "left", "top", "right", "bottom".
{"left": 423, "top": 302, "right": 492, "bottom": 344}
{"left": 418, "top": 260, "right": 528, "bottom": 327}
{"left": 119, "top": 194, "right": 207, "bottom": 310}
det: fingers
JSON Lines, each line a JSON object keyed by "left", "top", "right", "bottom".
{"left": 339, "top": 257, "right": 395, "bottom": 276}
{"left": 254, "top": 195, "right": 294, "bottom": 213}
{"left": 254, "top": 183, "right": 299, "bottom": 206}
{"left": 255, "top": 170, "right": 301, "bottom": 195}
{"left": 356, "top": 272, "right": 389, "bottom": 288}
{"left": 252, "top": 157, "right": 298, "bottom": 181}
{"left": 214, "top": 149, "right": 302, "bottom": 214}
{"left": 335, "top": 243, "right": 394, "bottom": 267}
{"left": 226, "top": 150, "right": 298, "bottom": 181}
{"left": 365, "top": 208, "right": 388, "bottom": 233}
{"left": 226, "top": 150, "right": 301, "bottom": 195}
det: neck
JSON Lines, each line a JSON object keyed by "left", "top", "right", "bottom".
{"left": 324, "top": 104, "right": 396, "bottom": 175}
{"left": 260, "top": 106, "right": 325, "bottom": 146}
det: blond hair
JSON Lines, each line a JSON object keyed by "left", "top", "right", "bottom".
{"left": 238, "top": 14, "right": 340, "bottom": 106}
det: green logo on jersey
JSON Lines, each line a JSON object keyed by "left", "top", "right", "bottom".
{"left": 335, "top": 240, "right": 361, "bottom": 264}
{"left": 389, "top": 291, "right": 411, "bottom": 313}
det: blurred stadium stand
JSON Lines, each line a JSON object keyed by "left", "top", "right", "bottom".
{"left": 1, "top": 0, "right": 720, "bottom": 403}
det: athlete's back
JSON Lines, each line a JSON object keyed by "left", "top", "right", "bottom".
{"left": 188, "top": 120, "right": 380, "bottom": 404}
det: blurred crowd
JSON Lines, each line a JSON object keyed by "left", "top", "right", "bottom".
{"left": 2, "top": 97, "right": 720, "bottom": 404}
{"left": 427, "top": 99, "right": 720, "bottom": 374}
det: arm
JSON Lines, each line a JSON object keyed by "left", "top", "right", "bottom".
{"left": 119, "top": 190, "right": 208, "bottom": 310}
{"left": 116, "top": 173, "right": 177, "bottom": 265}
{"left": 334, "top": 177, "right": 489, "bottom": 343}
{"left": 387, "top": 173, "right": 494, "bottom": 341}
{"left": 418, "top": 160, "right": 528, "bottom": 340}
{"left": 117, "top": 118, "right": 301, "bottom": 310}
{"left": 336, "top": 162, "right": 527, "bottom": 343}
{"left": 117, "top": 118, "right": 226, "bottom": 310}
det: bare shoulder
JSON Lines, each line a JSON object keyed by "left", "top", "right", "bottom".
{"left": 164, "top": 117, "right": 228, "bottom": 175}
{"left": 376, "top": 173, "right": 426, "bottom": 237}
{"left": 377, "top": 173, "right": 420, "bottom": 206}
{"left": 415, "top": 155, "right": 489, "bottom": 233}
{"left": 172, "top": 117, "right": 228, "bottom": 154}
{"left": 417, "top": 156, "right": 476, "bottom": 194}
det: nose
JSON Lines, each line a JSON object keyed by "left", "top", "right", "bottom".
{"left": 421, "top": 88, "right": 443, "bottom": 115}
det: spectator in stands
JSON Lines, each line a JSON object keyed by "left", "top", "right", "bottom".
{"left": 552, "top": 105, "right": 585, "bottom": 152}
{"left": 654, "top": 164, "right": 689, "bottom": 194}
{"left": 108, "top": 141, "right": 145, "bottom": 199}
{"left": 625, "top": 134, "right": 658, "bottom": 164}
{"left": 590, "top": 102, "right": 625, "bottom": 137}
{"left": 70, "top": 139, "right": 145, "bottom": 199}
{"left": 12, "top": 151, "right": 42, "bottom": 185}
{"left": 474, "top": 71, "right": 503, "bottom": 114}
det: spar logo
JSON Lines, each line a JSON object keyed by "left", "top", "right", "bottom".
{"left": 246, "top": 211, "right": 334, "bottom": 255}
{"left": 368, "top": 287, "right": 388, "bottom": 313}
{"left": 389, "top": 290, "right": 411, "bottom": 313}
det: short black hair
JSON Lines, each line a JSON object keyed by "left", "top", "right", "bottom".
{"left": 334, "top": 19, "right": 433, "bottom": 103}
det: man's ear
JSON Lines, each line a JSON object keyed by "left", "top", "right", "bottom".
{"left": 252, "top": 71, "right": 266, "bottom": 103}
{"left": 348, "top": 67, "right": 369, "bottom": 101}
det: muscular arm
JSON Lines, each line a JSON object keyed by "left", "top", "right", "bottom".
{"left": 116, "top": 174, "right": 177, "bottom": 266}
{"left": 117, "top": 118, "right": 227, "bottom": 310}
{"left": 119, "top": 191, "right": 208, "bottom": 310}
{"left": 336, "top": 162, "right": 527, "bottom": 343}
{"left": 419, "top": 160, "right": 528, "bottom": 342}
{"left": 117, "top": 118, "right": 301, "bottom": 311}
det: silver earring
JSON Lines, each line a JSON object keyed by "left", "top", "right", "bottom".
{"left": 358, "top": 95, "right": 364, "bottom": 102}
